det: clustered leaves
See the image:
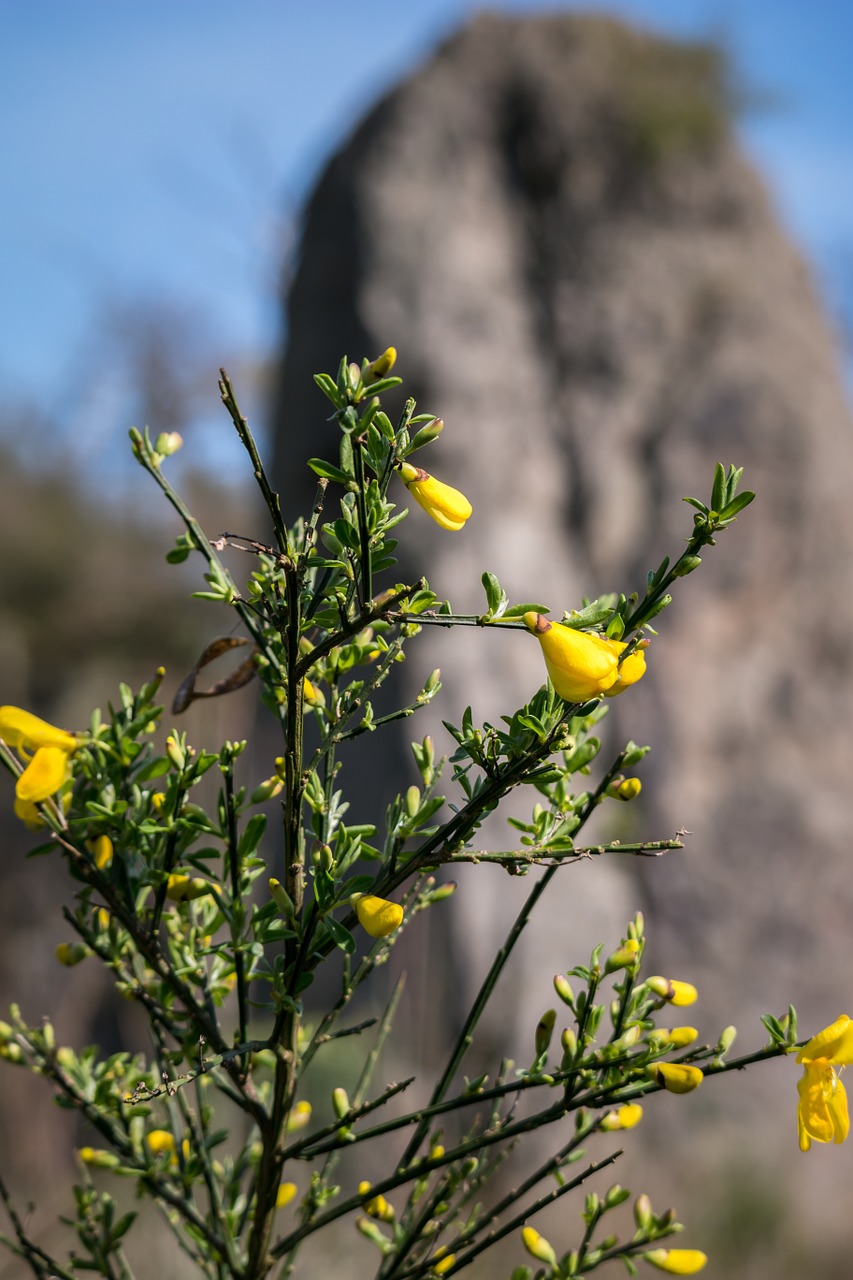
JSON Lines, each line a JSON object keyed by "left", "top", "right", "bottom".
{"left": 0, "top": 350, "right": 820, "bottom": 1280}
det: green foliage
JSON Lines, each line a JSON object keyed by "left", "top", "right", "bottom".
{"left": 0, "top": 352, "right": 788, "bottom": 1280}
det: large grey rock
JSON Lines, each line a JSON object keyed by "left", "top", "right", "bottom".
{"left": 272, "top": 13, "right": 853, "bottom": 1265}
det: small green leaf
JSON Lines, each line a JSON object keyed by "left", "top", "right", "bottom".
{"left": 307, "top": 458, "right": 352, "bottom": 485}
{"left": 324, "top": 917, "right": 356, "bottom": 954}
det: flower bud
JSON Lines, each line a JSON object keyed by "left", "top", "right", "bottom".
{"left": 604, "top": 939, "right": 641, "bottom": 973}
{"left": 154, "top": 431, "right": 183, "bottom": 457}
{"left": 166, "top": 874, "right": 212, "bottom": 902}
{"left": 672, "top": 555, "right": 702, "bottom": 578}
{"left": 397, "top": 462, "right": 472, "bottom": 532}
{"left": 146, "top": 1130, "right": 176, "bottom": 1156}
{"left": 359, "top": 1180, "right": 395, "bottom": 1222}
{"left": 429, "top": 1249, "right": 455, "bottom": 1275}
{"left": 332, "top": 1087, "right": 350, "bottom": 1120}
{"left": 553, "top": 974, "right": 575, "bottom": 1007}
{"left": 643, "top": 1248, "right": 707, "bottom": 1274}
{"left": 365, "top": 346, "right": 397, "bottom": 382}
{"left": 521, "top": 1226, "right": 557, "bottom": 1267}
{"left": 88, "top": 834, "right": 114, "bottom": 870}
{"left": 634, "top": 1193, "right": 653, "bottom": 1230}
{"left": 534, "top": 1009, "right": 557, "bottom": 1059}
{"left": 600, "top": 1103, "right": 643, "bottom": 1131}
{"left": 55, "top": 942, "right": 90, "bottom": 967}
{"left": 276, "top": 1182, "right": 298, "bottom": 1209}
{"left": 650, "top": 1027, "right": 698, "bottom": 1050}
{"left": 78, "top": 1147, "right": 121, "bottom": 1169}
{"left": 286, "top": 1101, "right": 312, "bottom": 1132}
{"left": 251, "top": 776, "right": 284, "bottom": 804}
{"left": 645, "top": 977, "right": 698, "bottom": 1007}
{"left": 648, "top": 1063, "right": 704, "bottom": 1094}
{"left": 352, "top": 894, "right": 404, "bottom": 938}
{"left": 165, "top": 735, "right": 185, "bottom": 770}
{"left": 716, "top": 1025, "right": 737, "bottom": 1055}
{"left": 615, "top": 778, "right": 642, "bottom": 801}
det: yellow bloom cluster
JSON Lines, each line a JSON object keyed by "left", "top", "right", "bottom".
{"left": 796, "top": 1015, "right": 853, "bottom": 1151}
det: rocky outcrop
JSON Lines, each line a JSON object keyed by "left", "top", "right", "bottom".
{"left": 272, "top": 14, "right": 853, "bottom": 1266}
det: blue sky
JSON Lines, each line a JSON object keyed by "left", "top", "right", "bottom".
{"left": 3, "top": 1, "right": 852, "bottom": 459}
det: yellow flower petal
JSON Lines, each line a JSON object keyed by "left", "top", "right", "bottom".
{"left": 797, "top": 1015, "right": 853, "bottom": 1065}
{"left": 398, "top": 462, "right": 472, "bottom": 532}
{"left": 523, "top": 613, "right": 620, "bottom": 702}
{"left": 14, "top": 797, "right": 46, "bottom": 829}
{"left": 0, "top": 706, "right": 77, "bottom": 752}
{"left": 649, "top": 1062, "right": 704, "bottom": 1094}
{"left": 797, "top": 1060, "right": 849, "bottom": 1149}
{"left": 16, "top": 746, "right": 71, "bottom": 803}
{"left": 644, "top": 1249, "right": 707, "bottom": 1274}
{"left": 354, "top": 894, "right": 404, "bottom": 939}
{"left": 602, "top": 639, "right": 648, "bottom": 696}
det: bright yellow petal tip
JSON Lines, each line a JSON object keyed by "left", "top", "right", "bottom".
{"left": 16, "top": 746, "right": 72, "bottom": 803}
{"left": 644, "top": 1249, "right": 708, "bottom": 1274}
{"left": 398, "top": 462, "right": 472, "bottom": 532}
{"left": 353, "top": 894, "right": 404, "bottom": 939}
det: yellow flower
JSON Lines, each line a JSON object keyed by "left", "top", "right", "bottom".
{"left": 796, "top": 1014, "right": 853, "bottom": 1151}
{"left": 398, "top": 461, "right": 472, "bottom": 532}
{"left": 0, "top": 706, "right": 78, "bottom": 805}
{"left": 646, "top": 977, "right": 698, "bottom": 1007}
{"left": 353, "top": 894, "right": 404, "bottom": 939}
{"left": 276, "top": 1181, "right": 298, "bottom": 1209}
{"left": 600, "top": 1103, "right": 644, "bottom": 1131}
{"left": 521, "top": 618, "right": 648, "bottom": 702}
{"left": 644, "top": 1249, "right": 707, "bottom": 1274}
{"left": 648, "top": 1063, "right": 704, "bottom": 1094}
{"left": 523, "top": 614, "right": 621, "bottom": 702}
{"left": 146, "top": 1129, "right": 176, "bottom": 1156}
{"left": 56, "top": 942, "right": 89, "bottom": 967}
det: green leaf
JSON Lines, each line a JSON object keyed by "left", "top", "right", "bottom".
{"left": 307, "top": 458, "right": 353, "bottom": 485}
{"left": 711, "top": 461, "right": 726, "bottom": 513}
{"left": 314, "top": 372, "right": 342, "bottom": 407}
{"left": 501, "top": 603, "right": 550, "bottom": 619}
{"left": 324, "top": 916, "right": 356, "bottom": 954}
{"left": 238, "top": 814, "right": 267, "bottom": 860}
{"left": 718, "top": 491, "right": 755, "bottom": 520}
{"left": 481, "top": 571, "right": 506, "bottom": 617}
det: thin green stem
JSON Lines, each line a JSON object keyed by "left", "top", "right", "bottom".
{"left": 219, "top": 368, "right": 290, "bottom": 556}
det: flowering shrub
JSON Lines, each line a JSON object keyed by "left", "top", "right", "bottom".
{"left": 0, "top": 351, "right": 837, "bottom": 1278}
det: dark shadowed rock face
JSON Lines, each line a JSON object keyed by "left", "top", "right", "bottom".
{"left": 273, "top": 13, "right": 853, "bottom": 1252}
